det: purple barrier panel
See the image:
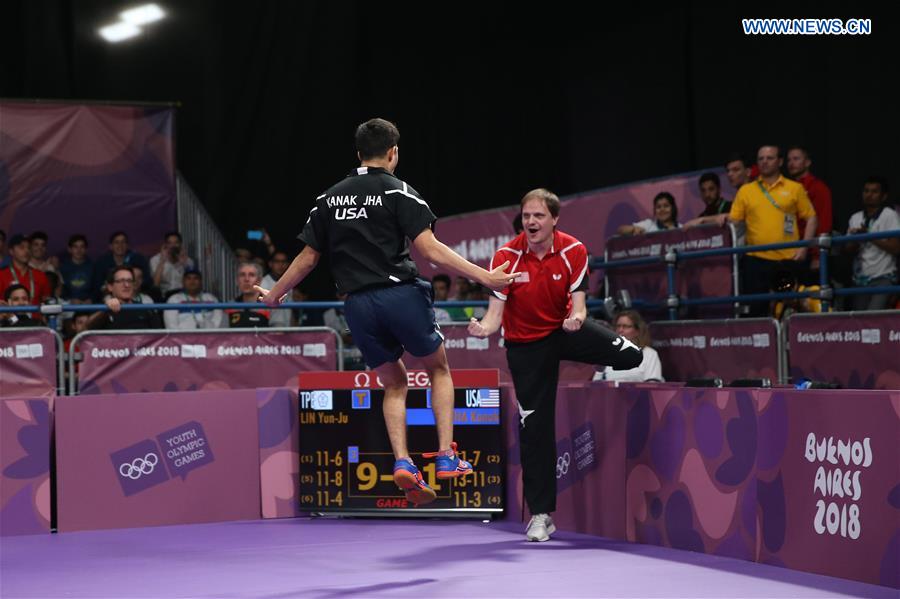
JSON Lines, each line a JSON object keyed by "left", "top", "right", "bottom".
{"left": 605, "top": 226, "right": 734, "bottom": 319}
{"left": 501, "top": 383, "right": 524, "bottom": 523}
{"left": 0, "top": 329, "right": 58, "bottom": 398}
{"left": 76, "top": 330, "right": 336, "bottom": 394}
{"left": 55, "top": 389, "right": 261, "bottom": 532}
{"left": 403, "top": 325, "right": 511, "bottom": 383}
{"left": 547, "top": 384, "right": 629, "bottom": 539}
{"left": 403, "top": 325, "right": 597, "bottom": 385}
{"left": 257, "top": 387, "right": 301, "bottom": 519}
{"left": 788, "top": 311, "right": 900, "bottom": 389}
{"left": 650, "top": 319, "right": 780, "bottom": 383}
{"left": 756, "top": 389, "right": 900, "bottom": 588}
{"left": 411, "top": 171, "right": 720, "bottom": 294}
{"left": 558, "top": 362, "right": 598, "bottom": 383}
{"left": 0, "top": 397, "right": 52, "bottom": 536}
{"left": 625, "top": 386, "right": 759, "bottom": 560}
{"left": 0, "top": 102, "right": 175, "bottom": 260}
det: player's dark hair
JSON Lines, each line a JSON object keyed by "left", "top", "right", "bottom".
{"left": 698, "top": 172, "right": 720, "bottom": 189}
{"left": 355, "top": 118, "right": 400, "bottom": 160}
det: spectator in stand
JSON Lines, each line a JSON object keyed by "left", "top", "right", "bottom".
{"left": 46, "top": 270, "right": 63, "bottom": 297}
{"left": 771, "top": 268, "right": 825, "bottom": 321}
{"left": 0, "top": 234, "right": 51, "bottom": 304}
{"left": 684, "top": 173, "right": 732, "bottom": 228}
{"left": 28, "top": 231, "right": 60, "bottom": 274}
{"left": 60, "top": 234, "right": 94, "bottom": 302}
{"left": 150, "top": 231, "right": 194, "bottom": 299}
{"left": 725, "top": 153, "right": 753, "bottom": 193}
{"left": 63, "top": 313, "right": 90, "bottom": 346}
{"left": 42, "top": 269, "right": 73, "bottom": 333}
{"left": 786, "top": 146, "right": 833, "bottom": 271}
{"left": 0, "top": 284, "right": 43, "bottom": 327}
{"left": 61, "top": 311, "right": 90, "bottom": 386}
{"left": 226, "top": 261, "right": 270, "bottom": 327}
{"left": 617, "top": 192, "right": 680, "bottom": 235}
{"left": 259, "top": 229, "right": 277, "bottom": 260}
{"left": 431, "top": 274, "right": 453, "bottom": 323}
{"left": 164, "top": 268, "right": 224, "bottom": 330}
{"left": 727, "top": 145, "right": 817, "bottom": 317}
{"left": 235, "top": 247, "right": 253, "bottom": 263}
{"left": 131, "top": 267, "right": 157, "bottom": 304}
{"left": 593, "top": 310, "right": 662, "bottom": 382}
{"left": 323, "top": 291, "right": 365, "bottom": 369}
{"left": 448, "top": 276, "right": 474, "bottom": 321}
{"left": 844, "top": 176, "right": 900, "bottom": 311}
{"left": 43, "top": 271, "right": 67, "bottom": 329}
{"left": 85, "top": 265, "right": 162, "bottom": 330}
{"left": 466, "top": 283, "right": 489, "bottom": 319}
{"left": 290, "top": 285, "right": 324, "bottom": 327}
{"left": 252, "top": 255, "right": 267, "bottom": 275}
{"left": 91, "top": 232, "right": 150, "bottom": 301}
{"left": 261, "top": 251, "right": 292, "bottom": 327}
{"left": 454, "top": 276, "right": 472, "bottom": 299}
{"left": 0, "top": 230, "right": 9, "bottom": 269}
{"left": 241, "top": 229, "right": 277, "bottom": 262}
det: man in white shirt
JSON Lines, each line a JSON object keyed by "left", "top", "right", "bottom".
{"left": 164, "top": 268, "right": 224, "bottom": 330}
{"left": 430, "top": 274, "right": 453, "bottom": 323}
{"left": 844, "top": 176, "right": 900, "bottom": 311}
{"left": 150, "top": 232, "right": 194, "bottom": 298}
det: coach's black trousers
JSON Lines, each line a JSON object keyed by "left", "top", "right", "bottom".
{"left": 506, "top": 320, "right": 642, "bottom": 515}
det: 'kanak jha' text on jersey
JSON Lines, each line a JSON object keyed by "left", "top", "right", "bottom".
{"left": 299, "top": 167, "right": 436, "bottom": 294}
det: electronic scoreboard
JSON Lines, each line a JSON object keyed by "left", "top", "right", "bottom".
{"left": 298, "top": 369, "right": 503, "bottom": 517}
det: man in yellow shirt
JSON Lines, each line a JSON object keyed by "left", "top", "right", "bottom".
{"left": 727, "top": 145, "right": 817, "bottom": 317}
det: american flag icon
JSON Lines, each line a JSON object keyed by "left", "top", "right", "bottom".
{"left": 478, "top": 388, "right": 500, "bottom": 407}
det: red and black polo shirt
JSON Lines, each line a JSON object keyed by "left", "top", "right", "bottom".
{"left": 490, "top": 229, "right": 589, "bottom": 343}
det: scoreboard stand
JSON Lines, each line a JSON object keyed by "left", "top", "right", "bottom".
{"left": 298, "top": 369, "right": 504, "bottom": 519}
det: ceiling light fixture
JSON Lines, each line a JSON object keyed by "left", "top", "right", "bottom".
{"left": 97, "top": 4, "right": 166, "bottom": 43}
{"left": 98, "top": 21, "right": 142, "bottom": 43}
{"left": 119, "top": 4, "right": 166, "bottom": 26}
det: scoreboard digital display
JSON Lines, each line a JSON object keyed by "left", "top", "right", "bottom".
{"left": 298, "top": 369, "right": 504, "bottom": 516}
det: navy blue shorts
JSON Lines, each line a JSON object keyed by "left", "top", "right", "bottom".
{"left": 343, "top": 279, "right": 444, "bottom": 369}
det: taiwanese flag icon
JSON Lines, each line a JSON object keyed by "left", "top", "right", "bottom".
{"left": 352, "top": 390, "right": 371, "bottom": 409}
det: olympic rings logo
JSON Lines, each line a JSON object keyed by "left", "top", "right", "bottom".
{"left": 119, "top": 453, "right": 159, "bottom": 480}
{"left": 556, "top": 452, "right": 571, "bottom": 478}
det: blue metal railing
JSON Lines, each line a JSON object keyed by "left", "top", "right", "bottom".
{"left": 592, "top": 229, "right": 900, "bottom": 319}
{"left": 2, "top": 229, "right": 895, "bottom": 325}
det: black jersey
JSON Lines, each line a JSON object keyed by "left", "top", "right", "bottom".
{"left": 298, "top": 167, "right": 437, "bottom": 294}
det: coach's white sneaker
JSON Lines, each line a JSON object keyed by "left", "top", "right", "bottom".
{"left": 525, "top": 513, "right": 556, "bottom": 542}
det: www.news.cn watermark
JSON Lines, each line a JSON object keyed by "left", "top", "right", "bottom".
{"left": 742, "top": 18, "right": 871, "bottom": 35}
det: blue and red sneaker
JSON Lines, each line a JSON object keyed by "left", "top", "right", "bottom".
{"left": 392, "top": 458, "right": 437, "bottom": 507}
{"left": 423, "top": 442, "right": 474, "bottom": 479}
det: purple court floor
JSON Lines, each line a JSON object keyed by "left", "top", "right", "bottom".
{"left": 1, "top": 518, "right": 895, "bottom": 598}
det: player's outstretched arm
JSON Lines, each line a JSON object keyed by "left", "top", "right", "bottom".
{"left": 413, "top": 229, "right": 519, "bottom": 292}
{"left": 255, "top": 245, "right": 320, "bottom": 307}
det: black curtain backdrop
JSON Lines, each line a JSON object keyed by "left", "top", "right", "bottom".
{"left": 3, "top": 1, "right": 897, "bottom": 295}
